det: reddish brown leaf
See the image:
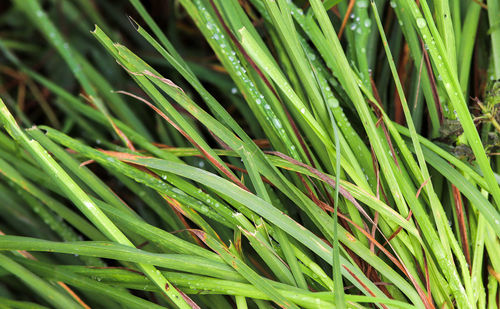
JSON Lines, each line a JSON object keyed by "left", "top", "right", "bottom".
{"left": 114, "top": 90, "right": 249, "bottom": 192}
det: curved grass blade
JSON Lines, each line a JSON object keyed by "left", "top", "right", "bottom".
{"left": 0, "top": 254, "right": 81, "bottom": 309}
{"left": 0, "top": 99, "right": 193, "bottom": 308}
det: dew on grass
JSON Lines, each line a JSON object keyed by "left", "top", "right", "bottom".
{"left": 172, "top": 187, "right": 184, "bottom": 195}
{"left": 328, "top": 98, "right": 339, "bottom": 108}
{"left": 84, "top": 201, "right": 95, "bottom": 210}
{"left": 357, "top": 0, "right": 369, "bottom": 7}
{"left": 416, "top": 18, "right": 427, "bottom": 28}
{"left": 272, "top": 118, "right": 282, "bottom": 129}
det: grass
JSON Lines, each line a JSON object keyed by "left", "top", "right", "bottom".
{"left": 0, "top": 0, "right": 499, "bottom": 308}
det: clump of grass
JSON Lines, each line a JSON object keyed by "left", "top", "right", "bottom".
{"left": 0, "top": 0, "right": 499, "bottom": 308}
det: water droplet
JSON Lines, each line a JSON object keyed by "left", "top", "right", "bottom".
{"left": 416, "top": 18, "right": 426, "bottom": 28}
{"left": 83, "top": 201, "right": 95, "bottom": 210}
{"left": 328, "top": 98, "right": 339, "bottom": 108}
{"left": 172, "top": 187, "right": 184, "bottom": 195}
{"left": 231, "top": 87, "right": 237, "bottom": 94}
{"left": 356, "top": 0, "right": 368, "bottom": 8}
